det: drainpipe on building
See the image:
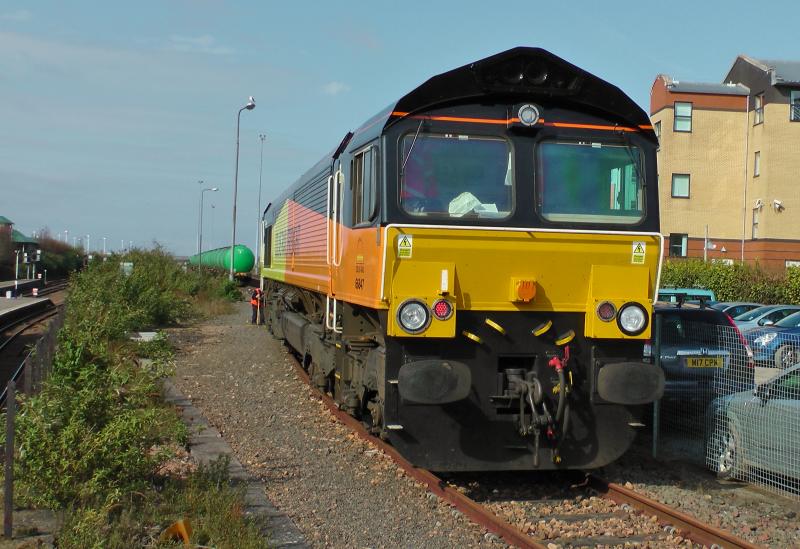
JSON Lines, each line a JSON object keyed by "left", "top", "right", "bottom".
{"left": 741, "top": 95, "right": 750, "bottom": 263}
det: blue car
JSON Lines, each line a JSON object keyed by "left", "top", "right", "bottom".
{"left": 743, "top": 310, "right": 800, "bottom": 369}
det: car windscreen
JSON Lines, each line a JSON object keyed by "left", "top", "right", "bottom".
{"left": 658, "top": 310, "right": 726, "bottom": 346}
{"left": 536, "top": 141, "right": 644, "bottom": 224}
{"left": 775, "top": 311, "right": 800, "bottom": 328}
{"left": 735, "top": 306, "right": 774, "bottom": 321}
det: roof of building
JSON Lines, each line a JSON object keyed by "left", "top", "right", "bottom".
{"left": 739, "top": 56, "right": 800, "bottom": 85}
{"left": 11, "top": 229, "right": 37, "bottom": 245}
{"left": 663, "top": 76, "right": 749, "bottom": 96}
{"left": 0, "top": 216, "right": 13, "bottom": 225}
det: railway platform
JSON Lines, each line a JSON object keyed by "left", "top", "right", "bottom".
{"left": 0, "top": 296, "right": 53, "bottom": 327}
{"left": 0, "top": 278, "right": 41, "bottom": 297}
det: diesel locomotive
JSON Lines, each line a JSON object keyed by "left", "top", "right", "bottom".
{"left": 260, "top": 47, "right": 664, "bottom": 471}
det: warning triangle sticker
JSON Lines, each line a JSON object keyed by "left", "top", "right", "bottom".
{"left": 633, "top": 243, "right": 644, "bottom": 254}
{"left": 400, "top": 236, "right": 410, "bottom": 246}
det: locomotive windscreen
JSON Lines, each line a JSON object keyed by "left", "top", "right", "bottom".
{"left": 400, "top": 133, "right": 512, "bottom": 219}
{"left": 536, "top": 141, "right": 644, "bottom": 224}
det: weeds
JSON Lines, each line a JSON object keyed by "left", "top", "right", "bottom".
{"left": 57, "top": 457, "right": 268, "bottom": 549}
{"left": 5, "top": 248, "right": 263, "bottom": 547}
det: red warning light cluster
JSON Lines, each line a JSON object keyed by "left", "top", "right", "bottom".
{"left": 432, "top": 299, "right": 453, "bottom": 320}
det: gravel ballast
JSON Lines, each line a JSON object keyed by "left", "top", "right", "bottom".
{"left": 171, "top": 302, "right": 799, "bottom": 548}
{"left": 171, "top": 303, "right": 499, "bottom": 548}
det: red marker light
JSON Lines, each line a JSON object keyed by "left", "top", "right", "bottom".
{"left": 432, "top": 299, "right": 453, "bottom": 320}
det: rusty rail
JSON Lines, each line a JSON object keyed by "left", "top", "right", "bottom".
{"left": 586, "top": 474, "right": 761, "bottom": 549}
{"left": 289, "top": 358, "right": 545, "bottom": 549}
{"left": 287, "top": 354, "right": 759, "bottom": 549}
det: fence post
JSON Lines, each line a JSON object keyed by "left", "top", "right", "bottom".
{"left": 652, "top": 312, "right": 662, "bottom": 460}
{"left": 22, "top": 356, "right": 31, "bottom": 396}
{"left": 4, "top": 380, "right": 15, "bottom": 539}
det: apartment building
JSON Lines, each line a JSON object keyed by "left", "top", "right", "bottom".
{"left": 651, "top": 56, "right": 800, "bottom": 270}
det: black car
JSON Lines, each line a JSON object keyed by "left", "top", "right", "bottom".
{"left": 650, "top": 303, "right": 755, "bottom": 403}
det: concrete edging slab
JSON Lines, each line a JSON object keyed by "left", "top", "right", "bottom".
{"left": 162, "top": 379, "right": 308, "bottom": 548}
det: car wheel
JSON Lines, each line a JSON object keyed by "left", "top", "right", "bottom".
{"left": 709, "top": 424, "right": 743, "bottom": 480}
{"left": 773, "top": 344, "right": 800, "bottom": 369}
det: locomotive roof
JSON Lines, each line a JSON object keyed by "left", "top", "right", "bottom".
{"left": 352, "top": 46, "right": 652, "bottom": 140}
{"left": 278, "top": 47, "right": 653, "bottom": 208}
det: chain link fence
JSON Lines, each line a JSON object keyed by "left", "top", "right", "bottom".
{"left": 652, "top": 309, "right": 800, "bottom": 499}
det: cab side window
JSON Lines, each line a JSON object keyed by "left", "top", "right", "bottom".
{"left": 351, "top": 146, "right": 377, "bottom": 225}
{"left": 263, "top": 225, "right": 272, "bottom": 267}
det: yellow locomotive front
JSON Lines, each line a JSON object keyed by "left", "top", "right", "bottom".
{"left": 262, "top": 47, "right": 664, "bottom": 471}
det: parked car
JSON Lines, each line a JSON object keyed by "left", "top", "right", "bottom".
{"left": 657, "top": 287, "right": 716, "bottom": 304}
{"left": 653, "top": 303, "right": 754, "bottom": 403}
{"left": 732, "top": 304, "right": 800, "bottom": 331}
{"left": 710, "top": 302, "right": 762, "bottom": 319}
{"left": 743, "top": 310, "right": 800, "bottom": 369}
{"left": 706, "top": 364, "right": 800, "bottom": 479}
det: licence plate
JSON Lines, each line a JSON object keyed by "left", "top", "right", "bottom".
{"left": 685, "top": 356, "right": 723, "bottom": 368}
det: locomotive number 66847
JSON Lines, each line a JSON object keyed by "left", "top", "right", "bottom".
{"left": 260, "top": 47, "right": 664, "bottom": 471}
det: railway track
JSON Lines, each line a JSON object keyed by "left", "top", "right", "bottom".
{"left": 288, "top": 352, "right": 760, "bottom": 549}
{"left": 0, "top": 304, "right": 62, "bottom": 405}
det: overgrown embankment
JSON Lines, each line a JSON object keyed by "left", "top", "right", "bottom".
{"left": 661, "top": 259, "right": 800, "bottom": 304}
{"left": 4, "top": 248, "right": 267, "bottom": 548}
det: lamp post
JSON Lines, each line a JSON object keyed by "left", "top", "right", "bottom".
{"left": 198, "top": 186, "right": 219, "bottom": 269}
{"left": 230, "top": 96, "right": 256, "bottom": 281}
{"left": 196, "top": 179, "right": 204, "bottom": 254}
{"left": 256, "top": 133, "right": 266, "bottom": 269}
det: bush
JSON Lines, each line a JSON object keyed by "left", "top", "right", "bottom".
{"left": 661, "top": 259, "right": 799, "bottom": 304}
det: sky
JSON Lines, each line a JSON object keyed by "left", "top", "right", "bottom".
{"left": 1, "top": 0, "right": 798, "bottom": 256}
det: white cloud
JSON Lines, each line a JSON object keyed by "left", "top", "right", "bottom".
{"left": 167, "top": 34, "right": 234, "bottom": 56}
{"left": 322, "top": 81, "right": 350, "bottom": 96}
{"left": 0, "top": 9, "right": 32, "bottom": 22}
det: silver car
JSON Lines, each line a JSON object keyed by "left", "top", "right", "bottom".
{"left": 706, "top": 364, "right": 800, "bottom": 479}
{"left": 733, "top": 305, "right": 800, "bottom": 331}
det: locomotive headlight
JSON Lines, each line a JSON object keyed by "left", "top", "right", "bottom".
{"left": 518, "top": 104, "right": 540, "bottom": 126}
{"left": 617, "top": 303, "right": 648, "bottom": 336}
{"left": 397, "top": 299, "right": 431, "bottom": 334}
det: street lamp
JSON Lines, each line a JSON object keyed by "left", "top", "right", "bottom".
{"left": 230, "top": 96, "right": 256, "bottom": 281}
{"left": 196, "top": 179, "right": 204, "bottom": 254}
{"left": 256, "top": 133, "right": 266, "bottom": 269}
{"left": 198, "top": 186, "right": 219, "bottom": 269}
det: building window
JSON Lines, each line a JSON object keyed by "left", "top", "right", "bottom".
{"left": 669, "top": 233, "right": 688, "bottom": 257}
{"left": 752, "top": 207, "right": 760, "bottom": 239}
{"left": 754, "top": 151, "right": 761, "bottom": 177}
{"left": 654, "top": 121, "right": 661, "bottom": 148}
{"left": 673, "top": 102, "right": 692, "bottom": 132}
{"left": 791, "top": 90, "right": 800, "bottom": 121}
{"left": 754, "top": 94, "right": 764, "bottom": 125}
{"left": 671, "top": 174, "right": 690, "bottom": 198}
